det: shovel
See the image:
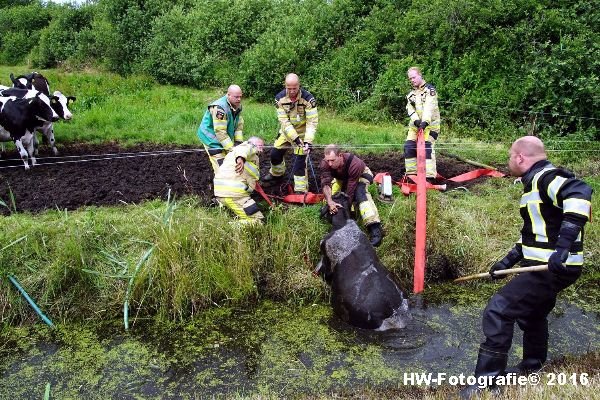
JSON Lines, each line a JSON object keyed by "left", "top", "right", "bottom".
{"left": 454, "top": 265, "right": 548, "bottom": 282}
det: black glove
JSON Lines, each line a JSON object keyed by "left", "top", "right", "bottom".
{"left": 293, "top": 137, "right": 303, "bottom": 146}
{"left": 548, "top": 249, "right": 569, "bottom": 275}
{"left": 419, "top": 121, "right": 429, "bottom": 130}
{"left": 234, "top": 141, "right": 242, "bottom": 146}
{"left": 548, "top": 220, "right": 581, "bottom": 276}
{"left": 489, "top": 246, "right": 523, "bottom": 280}
{"left": 413, "top": 119, "right": 422, "bottom": 128}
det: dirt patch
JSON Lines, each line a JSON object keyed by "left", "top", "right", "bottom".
{"left": 0, "top": 144, "right": 506, "bottom": 214}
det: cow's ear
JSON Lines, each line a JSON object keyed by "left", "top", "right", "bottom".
{"left": 67, "top": 96, "right": 76, "bottom": 103}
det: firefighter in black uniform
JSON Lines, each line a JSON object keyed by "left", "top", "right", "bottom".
{"left": 460, "top": 136, "right": 593, "bottom": 398}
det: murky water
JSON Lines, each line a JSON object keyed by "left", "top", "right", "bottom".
{"left": 1, "top": 295, "right": 598, "bottom": 399}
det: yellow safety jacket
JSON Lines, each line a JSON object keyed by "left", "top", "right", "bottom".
{"left": 213, "top": 142, "right": 260, "bottom": 198}
{"left": 275, "top": 88, "right": 318, "bottom": 144}
{"left": 406, "top": 82, "right": 440, "bottom": 139}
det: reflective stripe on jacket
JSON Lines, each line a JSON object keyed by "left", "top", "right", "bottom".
{"left": 214, "top": 142, "right": 260, "bottom": 198}
{"left": 198, "top": 95, "right": 243, "bottom": 150}
{"left": 518, "top": 161, "right": 592, "bottom": 266}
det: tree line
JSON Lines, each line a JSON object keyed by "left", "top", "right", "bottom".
{"left": 1, "top": 0, "right": 597, "bottom": 140}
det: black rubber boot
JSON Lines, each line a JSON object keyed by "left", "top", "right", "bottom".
{"left": 506, "top": 325, "right": 548, "bottom": 375}
{"left": 505, "top": 345, "right": 546, "bottom": 375}
{"left": 505, "top": 358, "right": 543, "bottom": 375}
{"left": 367, "top": 222, "right": 383, "bottom": 247}
{"left": 260, "top": 172, "right": 283, "bottom": 186}
{"left": 459, "top": 347, "right": 508, "bottom": 399}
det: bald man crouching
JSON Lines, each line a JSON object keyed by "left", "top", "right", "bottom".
{"left": 460, "top": 136, "right": 593, "bottom": 398}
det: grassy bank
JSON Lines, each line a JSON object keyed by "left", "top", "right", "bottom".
{"left": 1, "top": 177, "right": 598, "bottom": 326}
{"left": 1, "top": 66, "right": 597, "bottom": 168}
{"left": 0, "top": 65, "right": 406, "bottom": 152}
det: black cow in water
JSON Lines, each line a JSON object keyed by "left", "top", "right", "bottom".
{"left": 315, "top": 192, "right": 410, "bottom": 330}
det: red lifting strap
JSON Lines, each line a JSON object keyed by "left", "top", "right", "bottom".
{"left": 440, "top": 169, "right": 505, "bottom": 182}
{"left": 254, "top": 182, "right": 274, "bottom": 207}
{"left": 399, "top": 169, "right": 506, "bottom": 195}
{"left": 283, "top": 192, "right": 324, "bottom": 204}
{"left": 413, "top": 128, "right": 427, "bottom": 293}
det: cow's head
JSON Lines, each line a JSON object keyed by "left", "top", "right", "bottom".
{"left": 51, "top": 91, "right": 75, "bottom": 120}
{"left": 321, "top": 192, "right": 352, "bottom": 229}
{"left": 30, "top": 92, "right": 60, "bottom": 123}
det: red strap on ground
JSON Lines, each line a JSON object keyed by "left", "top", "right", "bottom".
{"left": 254, "top": 182, "right": 274, "bottom": 208}
{"left": 414, "top": 128, "right": 427, "bottom": 294}
{"left": 439, "top": 169, "right": 505, "bottom": 182}
{"left": 283, "top": 192, "right": 324, "bottom": 204}
{"left": 398, "top": 169, "right": 505, "bottom": 195}
{"left": 400, "top": 175, "right": 448, "bottom": 194}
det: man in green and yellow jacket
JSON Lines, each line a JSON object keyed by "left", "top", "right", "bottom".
{"left": 198, "top": 85, "right": 244, "bottom": 173}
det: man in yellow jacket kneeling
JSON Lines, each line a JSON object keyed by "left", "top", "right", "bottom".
{"left": 214, "top": 137, "right": 265, "bottom": 224}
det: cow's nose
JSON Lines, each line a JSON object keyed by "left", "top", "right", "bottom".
{"left": 64, "top": 113, "right": 72, "bottom": 120}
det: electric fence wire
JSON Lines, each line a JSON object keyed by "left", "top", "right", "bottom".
{"left": 0, "top": 140, "right": 598, "bottom": 170}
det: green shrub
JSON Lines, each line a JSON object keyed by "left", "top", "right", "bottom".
{"left": 141, "top": 0, "right": 277, "bottom": 88}
{"left": 95, "top": 0, "right": 171, "bottom": 74}
{"left": 308, "top": 3, "right": 403, "bottom": 111}
{"left": 0, "top": 2, "right": 51, "bottom": 65}
{"left": 29, "top": 5, "right": 95, "bottom": 68}
{"left": 240, "top": 0, "right": 367, "bottom": 101}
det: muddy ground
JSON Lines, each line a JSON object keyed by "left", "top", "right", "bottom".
{"left": 0, "top": 143, "right": 504, "bottom": 214}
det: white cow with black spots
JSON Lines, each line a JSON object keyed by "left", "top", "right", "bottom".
{"left": 0, "top": 88, "right": 60, "bottom": 169}
{"left": 8, "top": 72, "right": 76, "bottom": 155}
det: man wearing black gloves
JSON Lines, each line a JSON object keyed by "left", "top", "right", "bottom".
{"left": 460, "top": 136, "right": 593, "bottom": 399}
{"left": 404, "top": 67, "right": 440, "bottom": 180}
{"left": 262, "top": 73, "right": 318, "bottom": 194}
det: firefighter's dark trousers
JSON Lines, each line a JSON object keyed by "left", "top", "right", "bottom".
{"left": 481, "top": 269, "right": 581, "bottom": 358}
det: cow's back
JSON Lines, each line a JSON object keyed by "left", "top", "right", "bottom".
{"left": 324, "top": 220, "right": 405, "bottom": 329}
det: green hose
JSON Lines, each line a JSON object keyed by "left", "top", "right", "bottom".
{"left": 7, "top": 274, "right": 55, "bottom": 327}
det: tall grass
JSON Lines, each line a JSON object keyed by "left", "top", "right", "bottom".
{"left": 1, "top": 175, "right": 598, "bottom": 326}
